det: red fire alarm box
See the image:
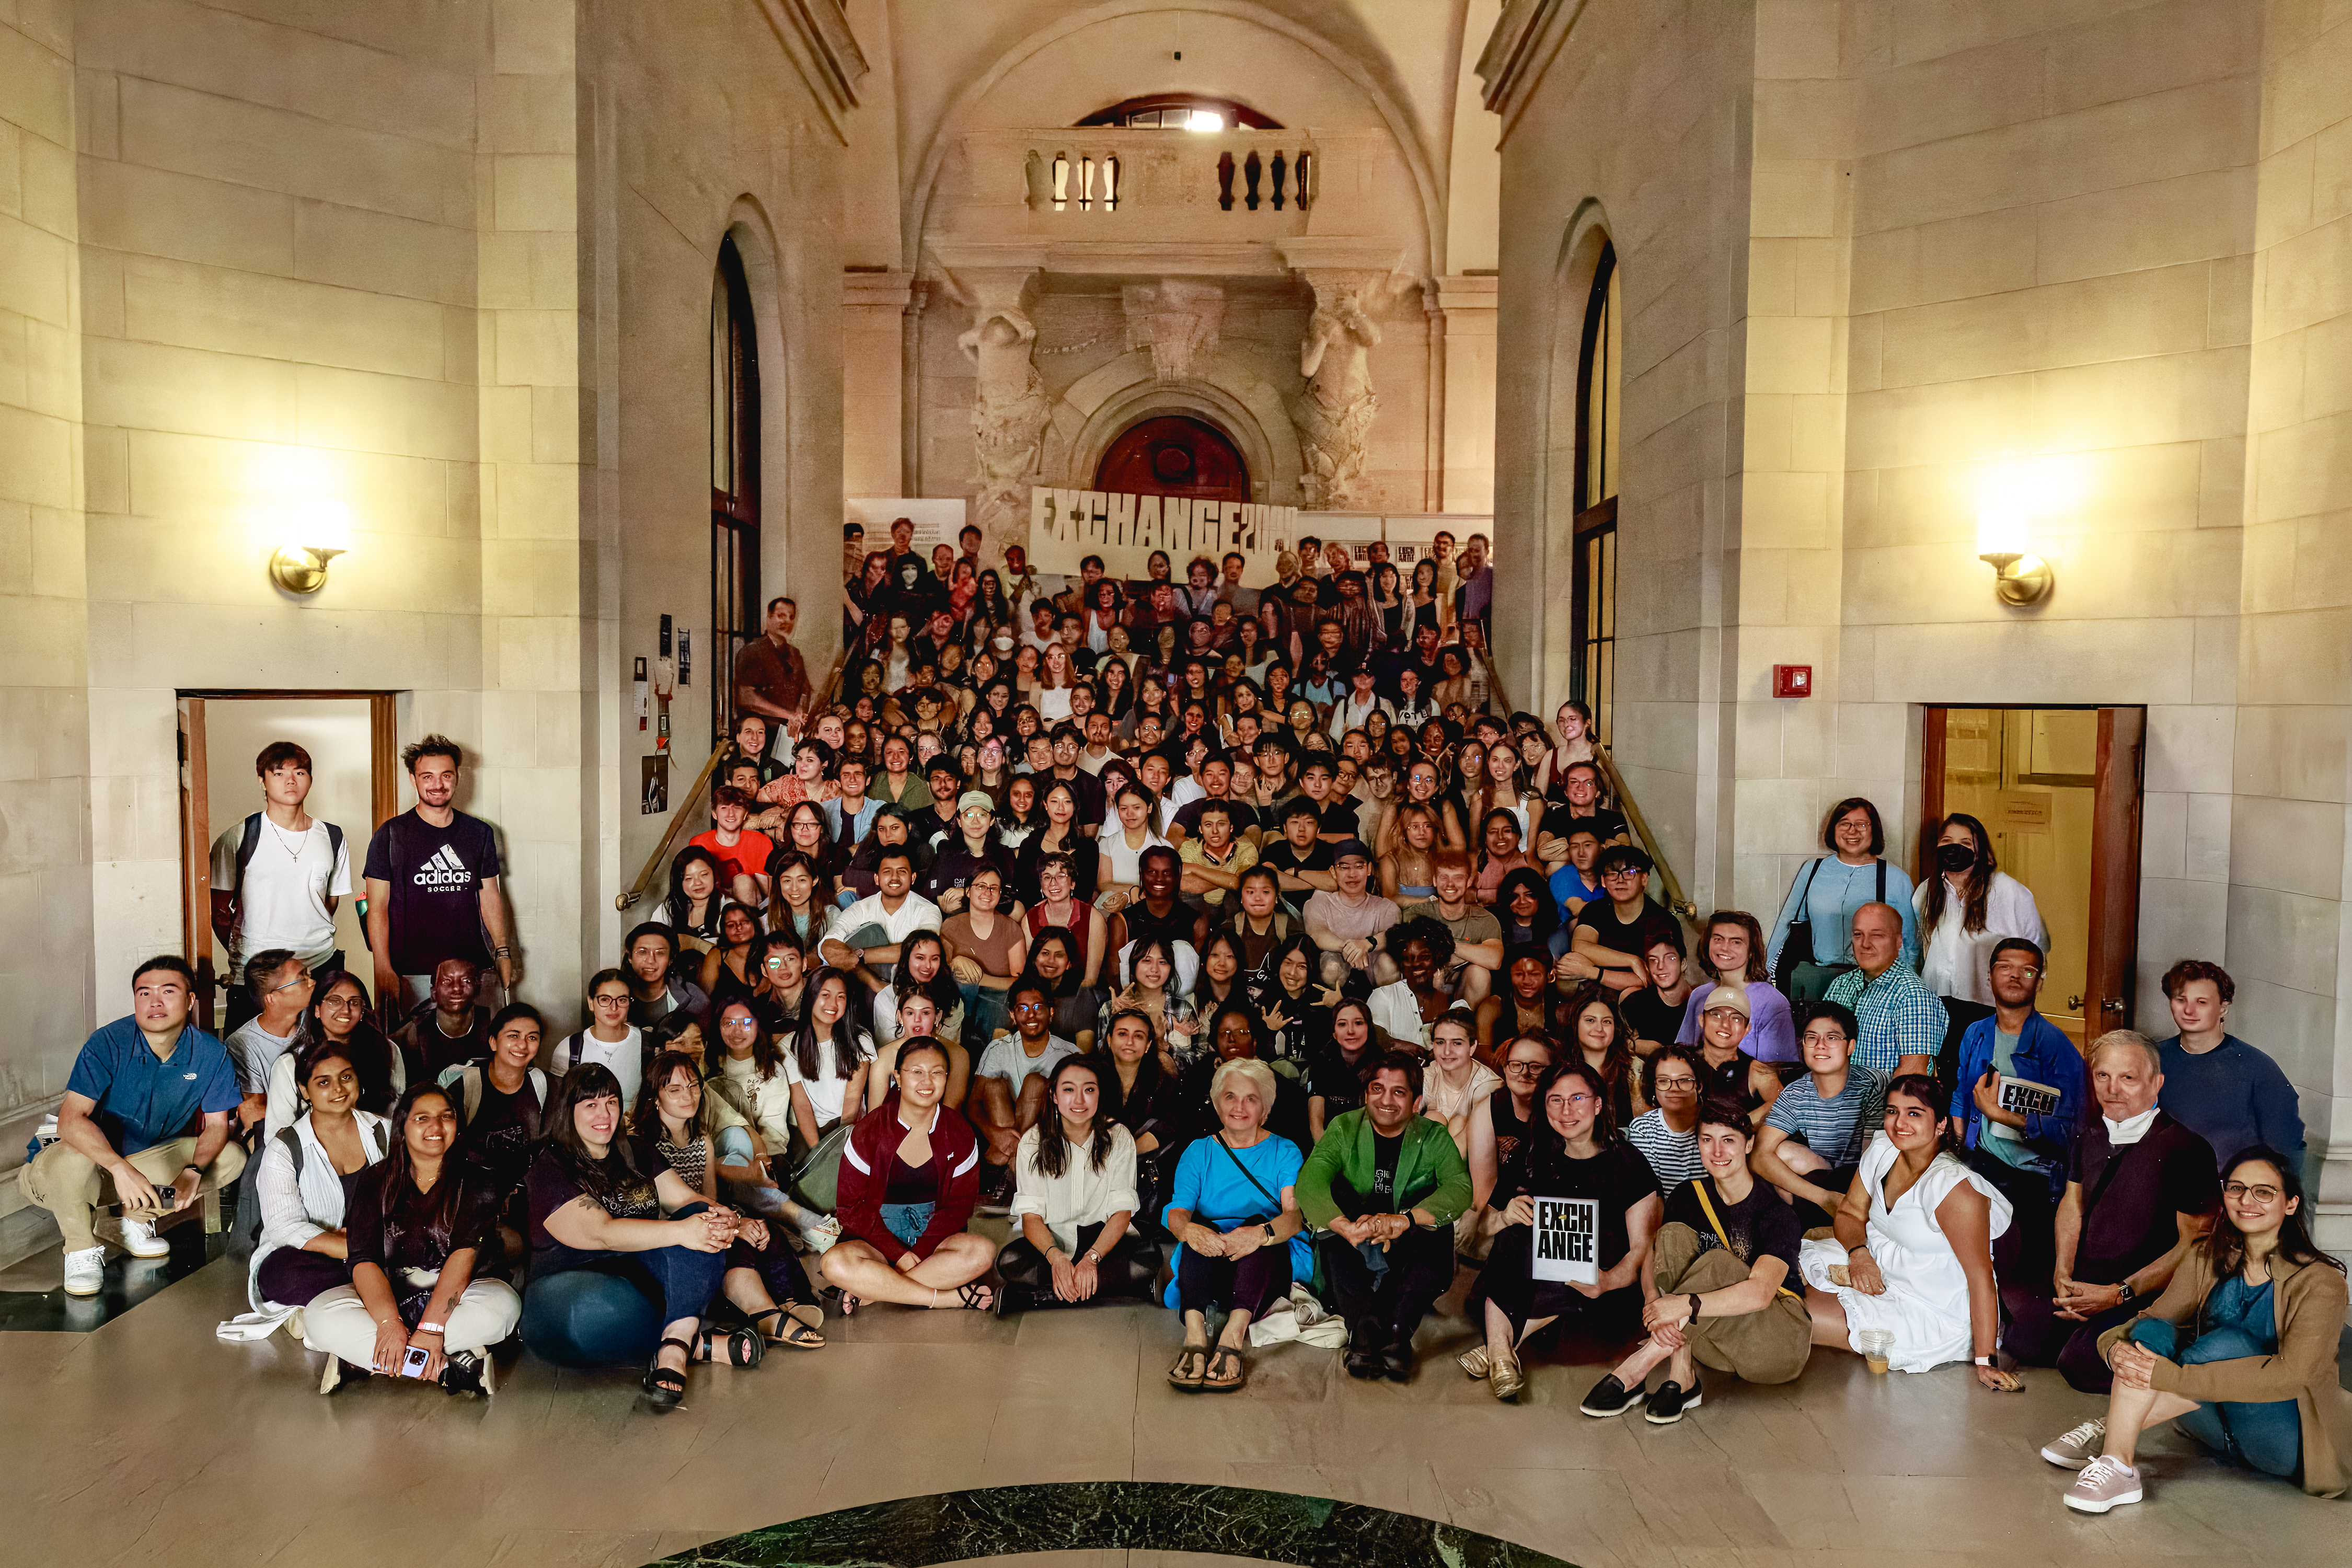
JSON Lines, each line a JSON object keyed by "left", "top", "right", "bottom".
{"left": 1772, "top": 664, "right": 1812, "bottom": 698}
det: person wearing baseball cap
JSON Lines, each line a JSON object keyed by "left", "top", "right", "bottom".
{"left": 1302, "top": 838, "right": 1398, "bottom": 992}
{"left": 1695, "top": 983, "right": 1781, "bottom": 1124}
{"left": 923, "top": 791, "right": 1008, "bottom": 915}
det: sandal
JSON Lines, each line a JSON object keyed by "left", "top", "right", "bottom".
{"left": 643, "top": 1336, "right": 693, "bottom": 1411}
{"left": 837, "top": 1290, "right": 860, "bottom": 1317}
{"left": 929, "top": 1282, "right": 995, "bottom": 1311}
{"left": 783, "top": 1300, "right": 826, "bottom": 1333}
{"left": 696, "top": 1321, "right": 766, "bottom": 1369}
{"left": 1201, "top": 1345, "right": 1246, "bottom": 1391}
{"left": 746, "top": 1307, "right": 825, "bottom": 1351}
{"left": 1168, "top": 1345, "right": 1209, "bottom": 1390}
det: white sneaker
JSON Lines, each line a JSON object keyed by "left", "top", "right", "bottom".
{"left": 119, "top": 1215, "right": 170, "bottom": 1258}
{"left": 2041, "top": 1416, "right": 2108, "bottom": 1470}
{"left": 62, "top": 1246, "right": 106, "bottom": 1297}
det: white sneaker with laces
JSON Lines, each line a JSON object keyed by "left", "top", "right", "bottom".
{"left": 62, "top": 1246, "right": 106, "bottom": 1297}
{"left": 2063, "top": 1454, "right": 2143, "bottom": 1514}
{"left": 119, "top": 1215, "right": 170, "bottom": 1258}
{"left": 2041, "top": 1416, "right": 2108, "bottom": 1469}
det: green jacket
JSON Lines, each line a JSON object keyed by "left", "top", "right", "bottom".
{"left": 1296, "top": 1109, "right": 1472, "bottom": 1231}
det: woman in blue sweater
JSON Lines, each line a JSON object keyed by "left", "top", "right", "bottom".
{"left": 1766, "top": 798, "right": 1918, "bottom": 1003}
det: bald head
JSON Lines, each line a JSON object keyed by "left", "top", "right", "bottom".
{"left": 1850, "top": 901, "right": 1903, "bottom": 977}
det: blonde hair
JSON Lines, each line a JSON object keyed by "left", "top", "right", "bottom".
{"left": 2086, "top": 1028, "right": 2162, "bottom": 1078}
{"left": 1208, "top": 1056, "right": 1276, "bottom": 1111}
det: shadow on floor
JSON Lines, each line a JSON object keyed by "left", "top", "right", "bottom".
{"left": 0, "top": 1218, "right": 226, "bottom": 1333}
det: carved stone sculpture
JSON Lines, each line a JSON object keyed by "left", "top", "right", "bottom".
{"left": 1122, "top": 279, "right": 1225, "bottom": 384}
{"left": 961, "top": 304, "right": 1052, "bottom": 540}
{"left": 1289, "top": 276, "right": 1383, "bottom": 510}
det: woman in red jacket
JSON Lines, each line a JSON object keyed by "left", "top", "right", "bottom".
{"left": 818, "top": 1038, "right": 996, "bottom": 1311}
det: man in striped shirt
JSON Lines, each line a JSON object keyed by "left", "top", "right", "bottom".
{"left": 1822, "top": 902, "right": 1944, "bottom": 1075}
{"left": 1753, "top": 1001, "right": 1887, "bottom": 1229}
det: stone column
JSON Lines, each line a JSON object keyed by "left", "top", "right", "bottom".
{"left": 937, "top": 247, "right": 1051, "bottom": 556}
{"left": 1435, "top": 274, "right": 1498, "bottom": 514}
{"left": 841, "top": 269, "right": 913, "bottom": 498}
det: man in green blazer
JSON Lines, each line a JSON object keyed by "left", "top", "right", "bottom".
{"left": 1297, "top": 1051, "right": 1473, "bottom": 1381}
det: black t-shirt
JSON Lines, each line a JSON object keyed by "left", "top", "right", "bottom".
{"left": 363, "top": 809, "right": 501, "bottom": 975}
{"left": 527, "top": 1140, "right": 671, "bottom": 1276}
{"left": 1310, "top": 1046, "right": 1374, "bottom": 1121}
{"left": 1497, "top": 1138, "right": 1658, "bottom": 1274}
{"left": 1539, "top": 803, "right": 1628, "bottom": 846}
{"left": 346, "top": 1161, "right": 503, "bottom": 1322}
{"left": 1664, "top": 1175, "right": 1802, "bottom": 1286}
{"left": 1258, "top": 838, "right": 1334, "bottom": 882}
{"left": 1618, "top": 985, "right": 1686, "bottom": 1048}
{"left": 1045, "top": 768, "right": 1105, "bottom": 825}
{"left": 1575, "top": 896, "right": 1681, "bottom": 965}
{"left": 2067, "top": 1113, "right": 2219, "bottom": 1283}
{"left": 395, "top": 1007, "right": 491, "bottom": 1086}
{"left": 465, "top": 1076, "right": 541, "bottom": 1196}
{"left": 1371, "top": 1130, "right": 1402, "bottom": 1207}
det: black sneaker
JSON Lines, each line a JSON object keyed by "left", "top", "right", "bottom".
{"left": 1578, "top": 1373, "right": 1643, "bottom": 1417}
{"left": 1643, "top": 1377, "right": 1702, "bottom": 1424}
{"left": 1379, "top": 1336, "right": 1414, "bottom": 1383}
{"left": 1344, "top": 1320, "right": 1386, "bottom": 1379}
{"left": 440, "top": 1350, "right": 491, "bottom": 1399}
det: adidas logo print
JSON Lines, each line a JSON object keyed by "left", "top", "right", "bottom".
{"left": 412, "top": 845, "right": 474, "bottom": 889}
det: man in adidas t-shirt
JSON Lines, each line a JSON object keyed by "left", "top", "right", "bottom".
{"left": 364, "top": 735, "right": 516, "bottom": 1019}
{"left": 208, "top": 741, "right": 351, "bottom": 1033}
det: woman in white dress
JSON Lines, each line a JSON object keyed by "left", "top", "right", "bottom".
{"left": 1801, "top": 1073, "right": 2022, "bottom": 1389}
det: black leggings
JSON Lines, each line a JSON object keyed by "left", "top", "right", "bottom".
{"left": 995, "top": 1222, "right": 1159, "bottom": 1312}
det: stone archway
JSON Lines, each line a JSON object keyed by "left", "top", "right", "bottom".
{"left": 1044, "top": 349, "right": 1305, "bottom": 504}
{"left": 1093, "top": 413, "right": 1251, "bottom": 500}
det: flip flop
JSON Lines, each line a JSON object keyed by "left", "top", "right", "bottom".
{"left": 1168, "top": 1345, "right": 1208, "bottom": 1390}
{"left": 1202, "top": 1345, "right": 1246, "bottom": 1392}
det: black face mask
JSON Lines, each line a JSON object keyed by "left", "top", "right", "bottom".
{"left": 1935, "top": 842, "right": 1978, "bottom": 873}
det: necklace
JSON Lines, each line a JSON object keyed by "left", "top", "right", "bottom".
{"left": 265, "top": 816, "right": 309, "bottom": 858}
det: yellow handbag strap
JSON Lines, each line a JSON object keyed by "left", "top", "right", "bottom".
{"left": 1692, "top": 1179, "right": 1801, "bottom": 1301}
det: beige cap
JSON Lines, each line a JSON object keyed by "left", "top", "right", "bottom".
{"left": 1702, "top": 984, "right": 1750, "bottom": 1019}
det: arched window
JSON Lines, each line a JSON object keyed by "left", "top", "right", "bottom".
{"left": 1570, "top": 242, "right": 1621, "bottom": 742}
{"left": 711, "top": 238, "right": 760, "bottom": 736}
{"left": 1078, "top": 95, "right": 1280, "bottom": 131}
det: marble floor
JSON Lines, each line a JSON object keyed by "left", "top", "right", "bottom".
{"left": 2, "top": 1240, "right": 2345, "bottom": 1568}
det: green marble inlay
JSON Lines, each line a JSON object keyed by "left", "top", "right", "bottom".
{"left": 649, "top": 1480, "right": 1575, "bottom": 1568}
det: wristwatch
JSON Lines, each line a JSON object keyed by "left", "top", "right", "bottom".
{"left": 1261, "top": 1223, "right": 1277, "bottom": 1243}
{"left": 1687, "top": 1292, "right": 1702, "bottom": 1324}
{"left": 2115, "top": 1279, "right": 2135, "bottom": 1304}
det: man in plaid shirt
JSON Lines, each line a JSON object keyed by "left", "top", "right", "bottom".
{"left": 1823, "top": 902, "right": 1945, "bottom": 1077}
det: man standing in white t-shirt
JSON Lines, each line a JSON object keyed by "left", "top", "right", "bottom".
{"left": 209, "top": 741, "right": 351, "bottom": 1033}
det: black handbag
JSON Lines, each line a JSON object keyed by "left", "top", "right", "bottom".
{"left": 1773, "top": 856, "right": 1884, "bottom": 991}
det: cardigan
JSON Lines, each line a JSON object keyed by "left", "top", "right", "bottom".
{"left": 836, "top": 1094, "right": 980, "bottom": 1265}
{"left": 1294, "top": 1108, "right": 1473, "bottom": 1231}
{"left": 2099, "top": 1247, "right": 2350, "bottom": 1497}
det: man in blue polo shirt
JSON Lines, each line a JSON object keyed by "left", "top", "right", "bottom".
{"left": 19, "top": 956, "right": 245, "bottom": 1297}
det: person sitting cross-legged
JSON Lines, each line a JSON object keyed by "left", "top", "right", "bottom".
{"left": 1581, "top": 1097, "right": 1811, "bottom": 1425}
{"left": 2044, "top": 1147, "right": 2350, "bottom": 1513}
{"left": 303, "top": 1083, "right": 521, "bottom": 1397}
{"left": 21, "top": 956, "right": 247, "bottom": 1296}
{"left": 819, "top": 1038, "right": 996, "bottom": 1312}
{"left": 1751, "top": 1002, "right": 1885, "bottom": 1229}
{"left": 1297, "top": 1051, "right": 1474, "bottom": 1382}
{"left": 249, "top": 1039, "right": 392, "bottom": 1335}
{"left": 995, "top": 1055, "right": 1160, "bottom": 1312}
{"left": 1163, "top": 1056, "right": 1311, "bottom": 1393}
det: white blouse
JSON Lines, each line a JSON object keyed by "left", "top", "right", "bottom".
{"left": 1010, "top": 1122, "right": 1140, "bottom": 1253}
{"left": 782, "top": 1032, "right": 873, "bottom": 1126}
{"left": 250, "top": 1110, "right": 391, "bottom": 1309}
{"left": 1913, "top": 870, "right": 2046, "bottom": 1005}
{"left": 714, "top": 1051, "right": 798, "bottom": 1156}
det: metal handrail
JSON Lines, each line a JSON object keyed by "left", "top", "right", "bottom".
{"left": 615, "top": 643, "right": 849, "bottom": 912}
{"left": 1474, "top": 643, "right": 1699, "bottom": 924}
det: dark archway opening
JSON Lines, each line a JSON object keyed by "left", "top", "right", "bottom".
{"left": 1093, "top": 414, "right": 1251, "bottom": 501}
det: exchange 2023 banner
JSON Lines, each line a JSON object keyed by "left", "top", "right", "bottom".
{"left": 1025, "top": 486, "right": 1302, "bottom": 582}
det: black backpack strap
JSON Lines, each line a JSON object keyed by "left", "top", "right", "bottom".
{"left": 326, "top": 821, "right": 344, "bottom": 869}
{"left": 1875, "top": 858, "right": 1887, "bottom": 906}
{"left": 233, "top": 813, "right": 264, "bottom": 902}
{"left": 274, "top": 1124, "right": 305, "bottom": 1183}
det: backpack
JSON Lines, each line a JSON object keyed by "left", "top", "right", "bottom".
{"left": 274, "top": 1116, "right": 390, "bottom": 1182}
{"left": 443, "top": 1062, "right": 549, "bottom": 1126}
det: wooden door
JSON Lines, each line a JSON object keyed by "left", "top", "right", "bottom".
{"left": 177, "top": 698, "right": 214, "bottom": 1033}
{"left": 2083, "top": 706, "right": 2146, "bottom": 1032}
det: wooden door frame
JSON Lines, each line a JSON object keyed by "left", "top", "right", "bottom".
{"left": 177, "top": 690, "right": 400, "bottom": 1032}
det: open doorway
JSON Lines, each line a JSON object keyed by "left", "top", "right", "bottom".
{"left": 1921, "top": 707, "right": 2146, "bottom": 1043}
{"left": 177, "top": 693, "right": 397, "bottom": 1032}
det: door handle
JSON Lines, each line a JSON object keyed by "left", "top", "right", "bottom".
{"left": 2102, "top": 998, "right": 2126, "bottom": 1013}
{"left": 2066, "top": 994, "right": 2083, "bottom": 1011}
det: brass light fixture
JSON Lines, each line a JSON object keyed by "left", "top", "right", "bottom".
{"left": 267, "top": 500, "right": 352, "bottom": 595}
{"left": 1975, "top": 505, "right": 2051, "bottom": 606}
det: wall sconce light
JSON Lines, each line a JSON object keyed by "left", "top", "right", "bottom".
{"left": 1976, "top": 504, "right": 2052, "bottom": 605}
{"left": 267, "top": 499, "right": 352, "bottom": 595}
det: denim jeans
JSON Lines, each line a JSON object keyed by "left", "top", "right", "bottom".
{"left": 520, "top": 1202, "right": 730, "bottom": 1368}
{"left": 2128, "top": 1318, "right": 2302, "bottom": 1479}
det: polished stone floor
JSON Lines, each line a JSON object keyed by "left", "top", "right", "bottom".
{"left": 3, "top": 1242, "right": 2344, "bottom": 1568}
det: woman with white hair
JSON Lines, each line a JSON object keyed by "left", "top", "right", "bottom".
{"left": 1161, "top": 1055, "right": 1310, "bottom": 1392}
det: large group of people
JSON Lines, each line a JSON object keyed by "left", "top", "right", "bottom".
{"left": 20, "top": 524, "right": 2344, "bottom": 1516}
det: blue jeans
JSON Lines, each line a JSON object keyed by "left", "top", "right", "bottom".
{"left": 2128, "top": 1319, "right": 2302, "bottom": 1479}
{"left": 520, "top": 1203, "right": 730, "bottom": 1368}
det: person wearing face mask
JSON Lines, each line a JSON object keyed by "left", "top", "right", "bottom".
{"left": 1914, "top": 813, "right": 2045, "bottom": 1078}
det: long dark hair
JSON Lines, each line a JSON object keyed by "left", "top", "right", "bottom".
{"left": 632, "top": 1048, "right": 708, "bottom": 1149}
{"left": 794, "top": 969, "right": 868, "bottom": 1081}
{"left": 1883, "top": 1072, "right": 1959, "bottom": 1156}
{"left": 1919, "top": 813, "right": 1995, "bottom": 935}
{"left": 1030, "top": 1056, "right": 1117, "bottom": 1180}
{"left": 541, "top": 1062, "right": 642, "bottom": 1191}
{"left": 1492, "top": 867, "right": 1560, "bottom": 942}
{"left": 290, "top": 1035, "right": 359, "bottom": 1110}
{"left": 663, "top": 845, "right": 728, "bottom": 928}
{"left": 1698, "top": 910, "right": 1769, "bottom": 983}
{"left": 1020, "top": 929, "right": 1085, "bottom": 1001}
{"left": 294, "top": 969, "right": 401, "bottom": 1113}
{"left": 1560, "top": 982, "right": 1633, "bottom": 1118}
{"left": 897, "top": 931, "right": 963, "bottom": 1021}
{"left": 2203, "top": 1146, "right": 2345, "bottom": 1279}
{"left": 374, "top": 1081, "right": 466, "bottom": 1240}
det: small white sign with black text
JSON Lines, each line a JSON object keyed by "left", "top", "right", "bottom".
{"left": 1532, "top": 1196, "right": 1599, "bottom": 1286}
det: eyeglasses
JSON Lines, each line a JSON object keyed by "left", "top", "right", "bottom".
{"left": 319, "top": 993, "right": 364, "bottom": 1011}
{"left": 2222, "top": 1182, "right": 2282, "bottom": 1204}
{"left": 1653, "top": 1075, "right": 1698, "bottom": 1091}
{"left": 270, "top": 973, "right": 313, "bottom": 995}
{"left": 592, "top": 993, "right": 631, "bottom": 1007}
{"left": 1504, "top": 1062, "right": 1548, "bottom": 1078}
{"left": 1552, "top": 1091, "right": 1597, "bottom": 1107}
{"left": 1601, "top": 868, "right": 1642, "bottom": 881}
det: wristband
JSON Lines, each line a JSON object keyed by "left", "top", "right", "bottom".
{"left": 1847, "top": 1243, "right": 1868, "bottom": 1256}
{"left": 417, "top": 1322, "right": 446, "bottom": 1334}
{"left": 182, "top": 1164, "right": 204, "bottom": 1175}
{"left": 1972, "top": 1355, "right": 1993, "bottom": 1366}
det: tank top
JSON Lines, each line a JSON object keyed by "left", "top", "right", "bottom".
{"left": 1485, "top": 1090, "right": 1535, "bottom": 1178}
{"left": 885, "top": 1150, "right": 935, "bottom": 1205}
{"left": 1703, "top": 1047, "right": 1765, "bottom": 1113}
{"left": 1027, "top": 898, "right": 1097, "bottom": 969}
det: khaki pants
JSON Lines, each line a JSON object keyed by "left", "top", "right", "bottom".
{"left": 1651, "top": 1220, "right": 1811, "bottom": 1386}
{"left": 302, "top": 1279, "right": 522, "bottom": 1362}
{"left": 19, "top": 1135, "right": 248, "bottom": 1253}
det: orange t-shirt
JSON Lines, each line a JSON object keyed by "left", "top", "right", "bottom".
{"left": 689, "top": 828, "right": 775, "bottom": 886}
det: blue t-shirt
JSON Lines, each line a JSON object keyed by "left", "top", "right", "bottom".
{"left": 65, "top": 1017, "right": 241, "bottom": 1153}
{"left": 1550, "top": 864, "right": 1605, "bottom": 910}
{"left": 1161, "top": 1130, "right": 1313, "bottom": 1305}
